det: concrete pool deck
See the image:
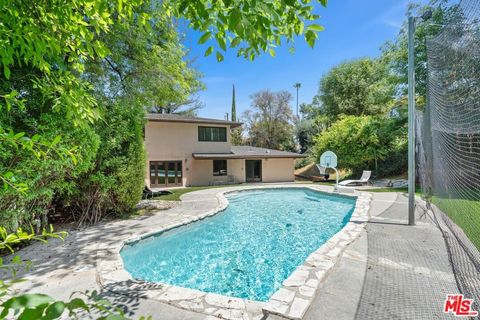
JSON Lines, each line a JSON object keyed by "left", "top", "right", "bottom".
{"left": 10, "top": 183, "right": 460, "bottom": 319}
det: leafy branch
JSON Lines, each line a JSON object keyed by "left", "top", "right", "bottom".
{"left": 0, "top": 127, "right": 78, "bottom": 192}
{"left": 166, "top": 0, "right": 327, "bottom": 61}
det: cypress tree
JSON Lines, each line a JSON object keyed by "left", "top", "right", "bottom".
{"left": 231, "top": 84, "right": 237, "bottom": 122}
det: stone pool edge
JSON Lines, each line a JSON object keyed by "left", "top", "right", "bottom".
{"left": 262, "top": 190, "right": 371, "bottom": 320}
{"left": 95, "top": 186, "right": 372, "bottom": 320}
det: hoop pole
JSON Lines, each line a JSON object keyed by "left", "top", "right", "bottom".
{"left": 333, "top": 167, "right": 339, "bottom": 192}
{"left": 408, "top": 16, "right": 416, "bottom": 226}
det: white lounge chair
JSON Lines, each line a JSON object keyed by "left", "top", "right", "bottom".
{"left": 339, "top": 170, "right": 372, "bottom": 186}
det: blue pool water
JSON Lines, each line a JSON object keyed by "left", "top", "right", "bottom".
{"left": 121, "top": 188, "right": 356, "bottom": 301}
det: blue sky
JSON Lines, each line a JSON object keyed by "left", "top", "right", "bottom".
{"left": 182, "top": 0, "right": 425, "bottom": 119}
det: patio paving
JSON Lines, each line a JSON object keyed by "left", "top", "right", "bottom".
{"left": 9, "top": 184, "right": 464, "bottom": 319}
{"left": 303, "top": 192, "right": 461, "bottom": 320}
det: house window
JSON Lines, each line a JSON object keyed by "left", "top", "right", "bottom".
{"left": 213, "top": 160, "right": 227, "bottom": 176}
{"left": 198, "top": 126, "right": 227, "bottom": 142}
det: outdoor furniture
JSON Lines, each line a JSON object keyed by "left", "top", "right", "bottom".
{"left": 142, "top": 186, "right": 172, "bottom": 199}
{"left": 339, "top": 170, "right": 372, "bottom": 186}
{"left": 212, "top": 175, "right": 237, "bottom": 185}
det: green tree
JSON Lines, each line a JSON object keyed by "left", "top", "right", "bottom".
{"left": 0, "top": 73, "right": 100, "bottom": 231}
{"left": 313, "top": 115, "right": 407, "bottom": 175}
{"left": 316, "top": 58, "right": 395, "bottom": 122}
{"left": 230, "top": 84, "right": 244, "bottom": 145}
{"left": 231, "top": 126, "right": 244, "bottom": 146}
{"left": 295, "top": 118, "right": 325, "bottom": 154}
{"left": 1, "top": 0, "right": 329, "bottom": 193}
{"left": 299, "top": 101, "right": 323, "bottom": 120}
{"left": 0, "top": 1, "right": 204, "bottom": 229}
{"left": 295, "top": 102, "right": 329, "bottom": 153}
{"left": 231, "top": 85, "right": 237, "bottom": 121}
{"left": 380, "top": 0, "right": 461, "bottom": 106}
{"left": 243, "top": 90, "right": 295, "bottom": 151}
{"left": 180, "top": 0, "right": 328, "bottom": 61}
{"left": 60, "top": 3, "right": 204, "bottom": 225}
{"left": 62, "top": 101, "right": 146, "bottom": 226}
{"left": 84, "top": 2, "right": 204, "bottom": 115}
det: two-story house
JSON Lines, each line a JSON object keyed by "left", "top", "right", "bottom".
{"left": 145, "top": 113, "right": 306, "bottom": 188}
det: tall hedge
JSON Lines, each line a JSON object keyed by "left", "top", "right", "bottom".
{"left": 0, "top": 101, "right": 147, "bottom": 230}
{"left": 58, "top": 101, "right": 146, "bottom": 226}
{"left": 313, "top": 115, "right": 407, "bottom": 177}
{"left": 0, "top": 107, "right": 100, "bottom": 232}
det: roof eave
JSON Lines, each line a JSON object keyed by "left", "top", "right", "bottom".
{"left": 192, "top": 153, "right": 307, "bottom": 159}
{"left": 146, "top": 117, "right": 243, "bottom": 128}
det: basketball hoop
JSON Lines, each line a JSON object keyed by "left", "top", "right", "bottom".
{"left": 319, "top": 151, "right": 339, "bottom": 192}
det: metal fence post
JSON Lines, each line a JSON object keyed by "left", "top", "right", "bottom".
{"left": 408, "top": 16, "right": 416, "bottom": 226}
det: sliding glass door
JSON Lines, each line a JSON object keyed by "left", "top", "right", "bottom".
{"left": 150, "top": 161, "right": 182, "bottom": 187}
{"left": 245, "top": 160, "right": 262, "bottom": 182}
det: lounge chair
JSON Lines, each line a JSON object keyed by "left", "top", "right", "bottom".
{"left": 339, "top": 170, "right": 372, "bottom": 186}
{"left": 142, "top": 186, "right": 172, "bottom": 199}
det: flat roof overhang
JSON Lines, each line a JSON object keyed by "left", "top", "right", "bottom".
{"left": 147, "top": 118, "right": 243, "bottom": 128}
{"left": 192, "top": 153, "right": 308, "bottom": 160}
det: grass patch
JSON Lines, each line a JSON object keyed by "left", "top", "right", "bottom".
{"left": 362, "top": 188, "right": 479, "bottom": 250}
{"left": 151, "top": 185, "right": 239, "bottom": 201}
{"left": 432, "top": 197, "right": 480, "bottom": 251}
{"left": 363, "top": 187, "right": 407, "bottom": 193}
{"left": 362, "top": 187, "right": 422, "bottom": 194}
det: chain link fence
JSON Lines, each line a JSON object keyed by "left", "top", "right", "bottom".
{"left": 418, "top": 0, "right": 480, "bottom": 312}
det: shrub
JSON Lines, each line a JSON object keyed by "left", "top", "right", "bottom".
{"left": 0, "top": 110, "right": 99, "bottom": 232}
{"left": 317, "top": 58, "right": 395, "bottom": 122}
{"left": 63, "top": 102, "right": 146, "bottom": 226}
{"left": 313, "top": 115, "right": 407, "bottom": 177}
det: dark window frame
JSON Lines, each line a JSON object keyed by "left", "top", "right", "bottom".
{"left": 213, "top": 160, "right": 228, "bottom": 176}
{"left": 149, "top": 160, "right": 182, "bottom": 187}
{"left": 198, "top": 126, "right": 227, "bottom": 142}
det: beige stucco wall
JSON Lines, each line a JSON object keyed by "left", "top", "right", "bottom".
{"left": 262, "top": 158, "right": 295, "bottom": 182}
{"left": 188, "top": 159, "right": 245, "bottom": 186}
{"left": 187, "top": 158, "right": 294, "bottom": 186}
{"left": 189, "top": 159, "right": 212, "bottom": 186}
{"left": 145, "top": 121, "right": 232, "bottom": 187}
{"left": 145, "top": 120, "right": 296, "bottom": 187}
{"left": 228, "top": 159, "right": 246, "bottom": 184}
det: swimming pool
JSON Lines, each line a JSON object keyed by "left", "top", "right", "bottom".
{"left": 120, "top": 188, "right": 356, "bottom": 302}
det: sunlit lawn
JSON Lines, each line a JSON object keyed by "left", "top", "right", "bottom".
{"left": 362, "top": 187, "right": 422, "bottom": 194}
{"left": 356, "top": 187, "right": 479, "bottom": 249}
{"left": 432, "top": 197, "right": 480, "bottom": 251}
{"left": 152, "top": 185, "right": 239, "bottom": 201}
